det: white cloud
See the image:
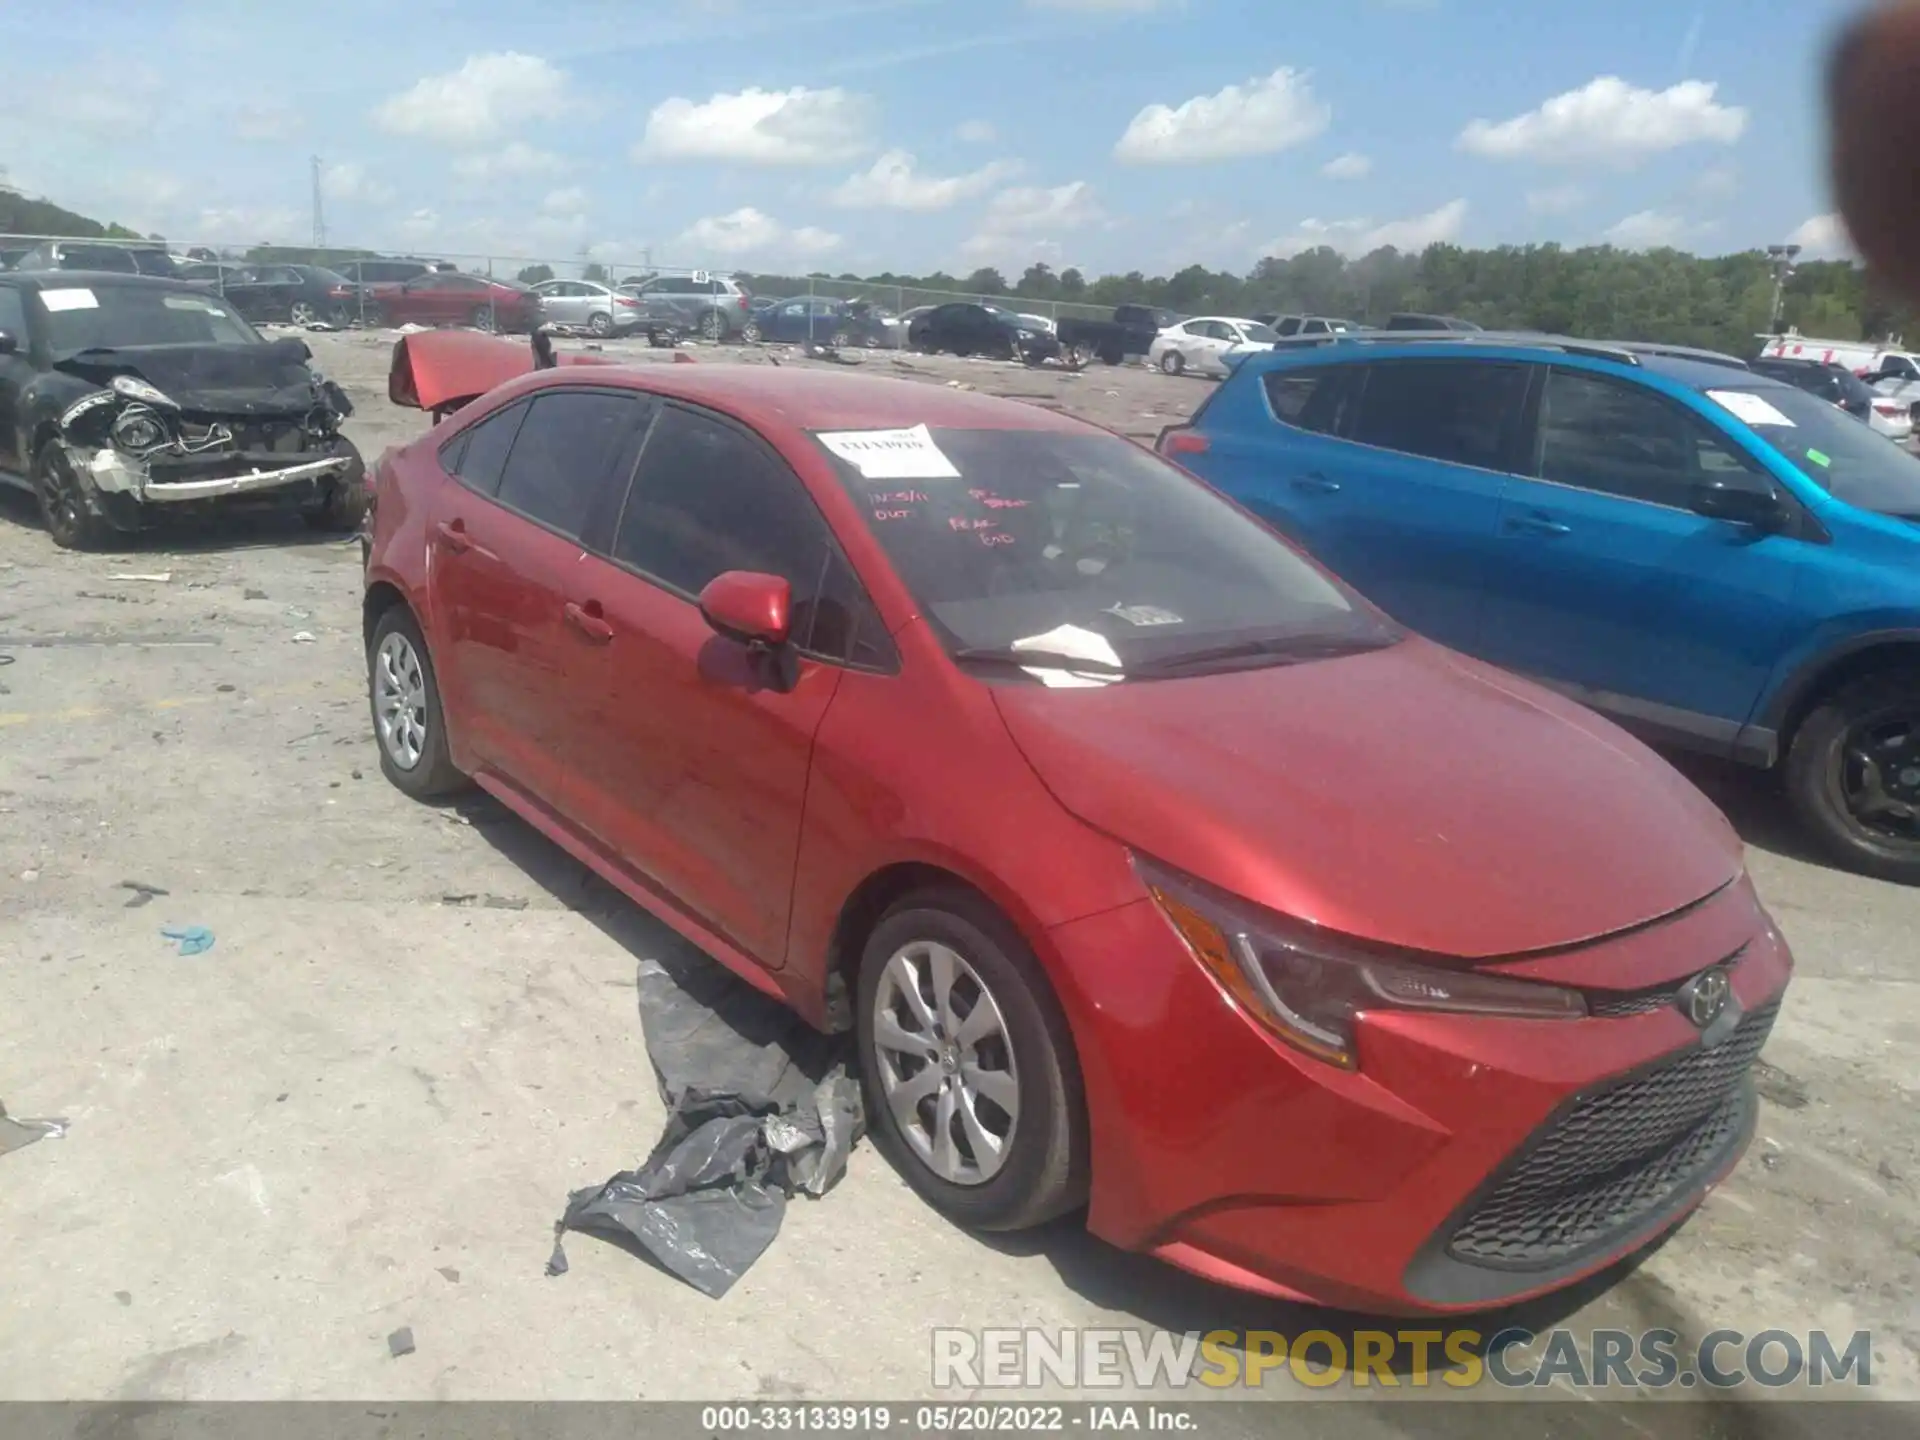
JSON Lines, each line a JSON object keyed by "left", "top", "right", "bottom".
{"left": 955, "top": 119, "right": 997, "bottom": 143}
{"left": 1457, "top": 76, "right": 1747, "bottom": 167}
{"left": 192, "top": 206, "right": 304, "bottom": 246}
{"left": 1321, "top": 152, "right": 1372, "bottom": 180}
{"left": 1114, "top": 67, "right": 1329, "bottom": 163}
{"left": 234, "top": 103, "right": 300, "bottom": 142}
{"left": 960, "top": 181, "right": 1104, "bottom": 262}
{"left": 831, "top": 150, "right": 1021, "bottom": 211}
{"left": 400, "top": 209, "right": 440, "bottom": 240}
{"left": 1787, "top": 213, "right": 1854, "bottom": 260}
{"left": 636, "top": 86, "right": 874, "bottom": 165}
{"left": 676, "top": 207, "right": 841, "bottom": 259}
{"left": 373, "top": 53, "right": 572, "bottom": 145}
{"left": 319, "top": 163, "right": 393, "bottom": 205}
{"left": 1694, "top": 163, "right": 1738, "bottom": 202}
{"left": 1526, "top": 184, "right": 1587, "bottom": 215}
{"left": 451, "top": 141, "right": 571, "bottom": 181}
{"left": 1602, "top": 210, "right": 1709, "bottom": 249}
{"left": 542, "top": 186, "right": 589, "bottom": 215}
{"left": 0, "top": 62, "right": 160, "bottom": 135}
{"left": 1261, "top": 199, "right": 1467, "bottom": 258}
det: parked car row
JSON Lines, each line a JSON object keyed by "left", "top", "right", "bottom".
{"left": 357, "top": 323, "right": 1797, "bottom": 1325}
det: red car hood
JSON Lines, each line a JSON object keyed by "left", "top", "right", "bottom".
{"left": 990, "top": 638, "right": 1742, "bottom": 960}
{"left": 387, "top": 329, "right": 619, "bottom": 411}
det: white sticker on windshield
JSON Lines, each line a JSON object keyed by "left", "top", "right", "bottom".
{"left": 1105, "top": 602, "right": 1183, "bottom": 627}
{"left": 818, "top": 423, "right": 961, "bottom": 480}
{"left": 1708, "top": 390, "right": 1796, "bottom": 428}
{"left": 41, "top": 288, "right": 98, "bottom": 312}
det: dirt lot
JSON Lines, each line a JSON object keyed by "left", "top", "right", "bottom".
{"left": 1, "top": 328, "right": 1918, "bottom": 1424}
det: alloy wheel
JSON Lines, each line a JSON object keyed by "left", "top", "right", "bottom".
{"left": 290, "top": 300, "right": 318, "bottom": 326}
{"left": 870, "top": 940, "right": 1020, "bottom": 1185}
{"left": 373, "top": 631, "right": 430, "bottom": 771}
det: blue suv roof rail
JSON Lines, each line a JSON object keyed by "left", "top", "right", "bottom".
{"left": 1268, "top": 330, "right": 1647, "bottom": 365}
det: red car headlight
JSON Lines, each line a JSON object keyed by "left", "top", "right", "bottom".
{"left": 1136, "top": 855, "right": 1585, "bottom": 1069}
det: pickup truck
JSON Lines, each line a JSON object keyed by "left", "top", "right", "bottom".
{"left": 1054, "top": 303, "right": 1181, "bottom": 367}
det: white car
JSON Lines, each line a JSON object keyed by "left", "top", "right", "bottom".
{"left": 1017, "top": 312, "right": 1057, "bottom": 335}
{"left": 1148, "top": 316, "right": 1279, "bottom": 377}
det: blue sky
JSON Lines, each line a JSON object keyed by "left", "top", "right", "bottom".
{"left": 0, "top": 0, "right": 1859, "bottom": 278}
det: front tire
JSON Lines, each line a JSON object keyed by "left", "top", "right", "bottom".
{"left": 1785, "top": 672, "right": 1920, "bottom": 883}
{"left": 34, "top": 443, "right": 112, "bottom": 551}
{"left": 856, "top": 888, "right": 1088, "bottom": 1232}
{"left": 368, "top": 606, "right": 467, "bottom": 800}
{"left": 302, "top": 438, "right": 368, "bottom": 532}
{"left": 469, "top": 306, "right": 497, "bottom": 333}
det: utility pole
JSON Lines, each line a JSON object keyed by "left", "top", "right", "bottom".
{"left": 1766, "top": 242, "right": 1801, "bottom": 335}
{"left": 310, "top": 156, "right": 327, "bottom": 251}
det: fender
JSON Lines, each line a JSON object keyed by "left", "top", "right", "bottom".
{"left": 1742, "top": 623, "right": 1920, "bottom": 762}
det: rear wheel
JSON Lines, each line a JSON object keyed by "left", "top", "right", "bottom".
{"left": 289, "top": 299, "right": 319, "bottom": 326}
{"left": 856, "top": 888, "right": 1088, "bottom": 1231}
{"left": 1160, "top": 349, "right": 1185, "bottom": 375}
{"left": 741, "top": 320, "right": 762, "bottom": 343}
{"left": 34, "top": 442, "right": 112, "bottom": 551}
{"left": 469, "top": 306, "right": 497, "bottom": 333}
{"left": 368, "top": 606, "right": 467, "bottom": 799}
{"left": 587, "top": 310, "right": 613, "bottom": 337}
{"left": 699, "top": 310, "right": 727, "bottom": 341}
{"left": 1785, "top": 671, "right": 1920, "bottom": 884}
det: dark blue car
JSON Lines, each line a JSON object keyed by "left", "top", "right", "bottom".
{"left": 1160, "top": 332, "right": 1920, "bottom": 882}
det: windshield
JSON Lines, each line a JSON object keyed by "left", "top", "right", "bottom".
{"left": 1707, "top": 383, "right": 1920, "bottom": 517}
{"left": 814, "top": 426, "right": 1396, "bottom": 679}
{"left": 981, "top": 305, "right": 1022, "bottom": 325}
{"left": 37, "top": 283, "right": 263, "bottom": 353}
{"left": 1240, "top": 323, "right": 1280, "bottom": 343}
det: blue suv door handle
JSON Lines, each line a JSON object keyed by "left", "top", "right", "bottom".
{"left": 1291, "top": 473, "right": 1342, "bottom": 493}
{"left": 1507, "top": 511, "right": 1572, "bottom": 537}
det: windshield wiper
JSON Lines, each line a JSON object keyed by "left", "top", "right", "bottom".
{"left": 1130, "top": 633, "right": 1397, "bottom": 677}
{"left": 951, "top": 646, "right": 1123, "bottom": 674}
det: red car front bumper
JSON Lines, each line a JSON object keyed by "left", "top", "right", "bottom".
{"left": 1042, "top": 875, "right": 1791, "bottom": 1315}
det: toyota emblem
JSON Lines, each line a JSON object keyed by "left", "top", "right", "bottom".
{"left": 1678, "top": 966, "right": 1732, "bottom": 1029}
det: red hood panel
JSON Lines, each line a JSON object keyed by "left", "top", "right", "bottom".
{"left": 991, "top": 639, "right": 1742, "bottom": 960}
{"left": 387, "top": 330, "right": 617, "bottom": 411}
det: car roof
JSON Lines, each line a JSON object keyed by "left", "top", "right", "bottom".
{"left": 0, "top": 271, "right": 203, "bottom": 292}
{"left": 1248, "top": 333, "right": 1797, "bottom": 394}
{"left": 515, "top": 362, "right": 1092, "bottom": 436}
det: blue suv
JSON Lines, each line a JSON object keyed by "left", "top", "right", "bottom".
{"left": 1159, "top": 333, "right": 1920, "bottom": 883}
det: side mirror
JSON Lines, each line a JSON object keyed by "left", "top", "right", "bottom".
{"left": 1689, "top": 478, "right": 1788, "bottom": 531}
{"left": 699, "top": 570, "right": 791, "bottom": 648}
{"left": 0, "top": 330, "right": 16, "bottom": 357}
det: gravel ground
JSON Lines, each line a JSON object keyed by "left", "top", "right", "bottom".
{"left": 0, "top": 328, "right": 1915, "bottom": 1428}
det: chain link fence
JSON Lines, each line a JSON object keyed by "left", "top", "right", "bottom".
{"left": 0, "top": 232, "right": 1119, "bottom": 342}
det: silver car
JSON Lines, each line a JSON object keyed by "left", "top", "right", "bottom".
{"left": 619, "top": 272, "right": 755, "bottom": 340}
{"left": 531, "top": 279, "right": 643, "bottom": 337}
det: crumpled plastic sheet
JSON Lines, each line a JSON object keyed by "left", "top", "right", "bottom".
{"left": 548, "top": 952, "right": 865, "bottom": 1298}
{"left": 0, "top": 1101, "right": 68, "bottom": 1156}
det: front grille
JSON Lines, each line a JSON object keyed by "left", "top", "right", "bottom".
{"left": 1583, "top": 945, "right": 1746, "bottom": 1019}
{"left": 1446, "top": 997, "right": 1778, "bottom": 1268}
{"left": 231, "top": 420, "right": 307, "bottom": 454}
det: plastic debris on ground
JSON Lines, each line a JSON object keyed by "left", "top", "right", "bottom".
{"left": 1, "top": 1102, "right": 69, "bottom": 1157}
{"left": 162, "top": 925, "right": 215, "bottom": 956}
{"left": 547, "top": 951, "right": 865, "bottom": 1299}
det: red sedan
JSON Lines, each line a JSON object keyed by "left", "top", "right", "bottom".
{"left": 363, "top": 270, "right": 542, "bottom": 333}
{"left": 362, "top": 335, "right": 1792, "bottom": 1314}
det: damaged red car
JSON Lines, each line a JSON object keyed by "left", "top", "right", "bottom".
{"left": 361, "top": 332, "right": 1792, "bottom": 1314}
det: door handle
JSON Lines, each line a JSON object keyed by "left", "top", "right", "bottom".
{"left": 1507, "top": 512, "right": 1572, "bottom": 536}
{"left": 564, "top": 601, "right": 613, "bottom": 643}
{"left": 434, "top": 519, "right": 472, "bottom": 553}
{"left": 1291, "top": 474, "right": 1341, "bottom": 493}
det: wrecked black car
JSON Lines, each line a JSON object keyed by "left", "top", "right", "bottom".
{"left": 0, "top": 272, "right": 365, "bottom": 549}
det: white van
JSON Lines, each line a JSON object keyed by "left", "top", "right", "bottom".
{"left": 1757, "top": 330, "right": 1913, "bottom": 376}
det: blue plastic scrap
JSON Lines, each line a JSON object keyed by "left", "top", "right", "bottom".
{"left": 162, "top": 926, "right": 215, "bottom": 956}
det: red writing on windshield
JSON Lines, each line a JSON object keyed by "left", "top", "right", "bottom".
{"left": 969, "top": 488, "right": 1031, "bottom": 509}
{"left": 949, "top": 517, "right": 997, "bottom": 532}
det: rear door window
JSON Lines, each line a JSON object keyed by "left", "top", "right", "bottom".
{"left": 1347, "top": 359, "right": 1530, "bottom": 471}
{"left": 1532, "top": 368, "right": 1760, "bottom": 506}
{"left": 493, "top": 389, "right": 651, "bottom": 541}
{"left": 1262, "top": 366, "right": 1359, "bottom": 437}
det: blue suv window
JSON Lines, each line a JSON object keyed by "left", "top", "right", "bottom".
{"left": 1261, "top": 366, "right": 1356, "bottom": 435}
{"left": 1347, "top": 359, "right": 1528, "bottom": 471}
{"left": 1535, "top": 368, "right": 1763, "bottom": 506}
